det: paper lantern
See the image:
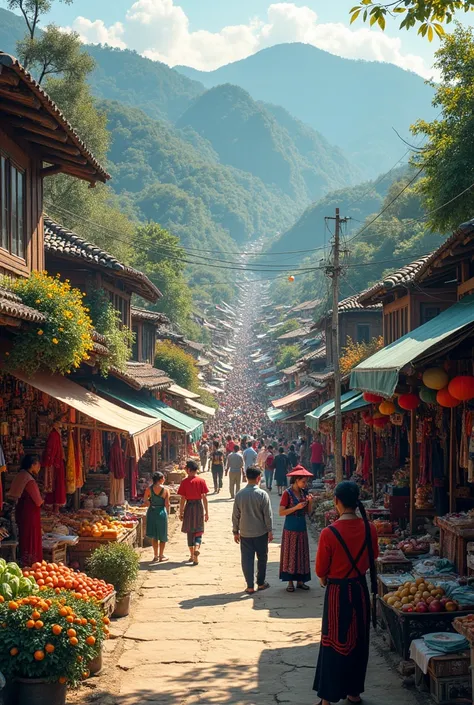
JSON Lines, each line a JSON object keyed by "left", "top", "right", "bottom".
{"left": 288, "top": 275, "right": 295, "bottom": 282}
{"left": 398, "top": 393, "right": 420, "bottom": 411}
{"left": 379, "top": 400, "right": 396, "bottom": 416}
{"left": 373, "top": 416, "right": 389, "bottom": 428}
{"left": 422, "top": 367, "right": 449, "bottom": 391}
{"left": 448, "top": 375, "right": 474, "bottom": 401}
{"left": 437, "top": 387, "right": 461, "bottom": 408}
{"left": 363, "top": 392, "right": 383, "bottom": 404}
{"left": 419, "top": 386, "right": 438, "bottom": 404}
{"left": 365, "top": 417, "right": 375, "bottom": 426}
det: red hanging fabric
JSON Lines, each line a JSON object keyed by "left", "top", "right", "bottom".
{"left": 42, "top": 428, "right": 66, "bottom": 507}
{"left": 109, "top": 435, "right": 125, "bottom": 480}
{"left": 362, "top": 439, "right": 371, "bottom": 482}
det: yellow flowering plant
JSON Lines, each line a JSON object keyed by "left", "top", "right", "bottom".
{"left": 4, "top": 272, "right": 94, "bottom": 375}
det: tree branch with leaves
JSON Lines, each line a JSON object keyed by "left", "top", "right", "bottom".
{"left": 349, "top": 0, "right": 473, "bottom": 38}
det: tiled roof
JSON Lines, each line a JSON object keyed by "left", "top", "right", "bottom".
{"left": 358, "top": 255, "right": 432, "bottom": 305}
{"left": 338, "top": 292, "right": 382, "bottom": 312}
{"left": 281, "top": 363, "right": 302, "bottom": 375}
{"left": 44, "top": 217, "right": 161, "bottom": 303}
{"left": 185, "top": 340, "right": 205, "bottom": 352}
{"left": 298, "top": 344, "right": 326, "bottom": 363}
{"left": 0, "top": 53, "right": 109, "bottom": 183}
{"left": 0, "top": 287, "right": 45, "bottom": 323}
{"left": 415, "top": 218, "right": 474, "bottom": 284}
{"left": 110, "top": 362, "right": 173, "bottom": 391}
{"left": 131, "top": 306, "right": 169, "bottom": 325}
{"left": 289, "top": 298, "right": 321, "bottom": 314}
{"left": 278, "top": 326, "right": 311, "bottom": 340}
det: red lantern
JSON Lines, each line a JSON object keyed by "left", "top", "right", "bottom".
{"left": 448, "top": 375, "right": 474, "bottom": 401}
{"left": 363, "top": 392, "right": 383, "bottom": 404}
{"left": 398, "top": 393, "right": 420, "bottom": 411}
{"left": 373, "top": 416, "right": 389, "bottom": 428}
{"left": 365, "top": 417, "right": 375, "bottom": 426}
{"left": 437, "top": 387, "right": 461, "bottom": 408}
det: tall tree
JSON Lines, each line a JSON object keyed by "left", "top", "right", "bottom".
{"left": 411, "top": 24, "right": 474, "bottom": 232}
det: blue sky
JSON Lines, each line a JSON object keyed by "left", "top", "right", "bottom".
{"left": 3, "top": 0, "right": 466, "bottom": 76}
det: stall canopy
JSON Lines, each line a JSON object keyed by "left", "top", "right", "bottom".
{"left": 13, "top": 370, "right": 161, "bottom": 458}
{"left": 272, "top": 385, "right": 317, "bottom": 409}
{"left": 93, "top": 381, "right": 204, "bottom": 443}
{"left": 167, "top": 384, "right": 200, "bottom": 400}
{"left": 267, "top": 378, "right": 284, "bottom": 388}
{"left": 305, "top": 390, "right": 362, "bottom": 431}
{"left": 350, "top": 294, "right": 474, "bottom": 397}
{"left": 325, "top": 393, "right": 369, "bottom": 419}
{"left": 267, "top": 407, "right": 306, "bottom": 423}
{"left": 185, "top": 398, "right": 216, "bottom": 417}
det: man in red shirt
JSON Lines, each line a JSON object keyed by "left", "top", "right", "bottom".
{"left": 178, "top": 461, "right": 209, "bottom": 564}
{"left": 310, "top": 435, "right": 325, "bottom": 479}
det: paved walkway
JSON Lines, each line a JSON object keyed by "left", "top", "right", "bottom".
{"left": 109, "top": 473, "right": 419, "bottom": 705}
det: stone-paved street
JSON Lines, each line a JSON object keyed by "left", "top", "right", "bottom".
{"left": 105, "top": 472, "right": 421, "bottom": 705}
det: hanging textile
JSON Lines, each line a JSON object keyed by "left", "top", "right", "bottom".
{"left": 42, "top": 428, "right": 66, "bottom": 506}
{"left": 362, "top": 439, "right": 370, "bottom": 482}
{"left": 73, "top": 428, "right": 84, "bottom": 489}
{"left": 89, "top": 428, "right": 103, "bottom": 470}
{"left": 65, "top": 430, "right": 76, "bottom": 495}
{"left": 129, "top": 458, "right": 138, "bottom": 501}
{"left": 110, "top": 474, "right": 125, "bottom": 506}
{"left": 109, "top": 436, "right": 125, "bottom": 480}
{"left": 460, "top": 410, "right": 469, "bottom": 470}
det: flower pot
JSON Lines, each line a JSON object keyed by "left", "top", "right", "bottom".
{"left": 113, "top": 593, "right": 131, "bottom": 617}
{"left": 2, "top": 678, "right": 67, "bottom": 705}
{"left": 88, "top": 648, "right": 103, "bottom": 676}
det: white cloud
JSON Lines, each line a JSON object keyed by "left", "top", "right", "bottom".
{"left": 71, "top": 17, "right": 126, "bottom": 49}
{"left": 70, "top": 1, "right": 433, "bottom": 78}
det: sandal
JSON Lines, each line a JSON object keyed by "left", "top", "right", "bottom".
{"left": 257, "top": 582, "right": 270, "bottom": 591}
{"left": 297, "top": 583, "right": 310, "bottom": 591}
{"left": 159, "top": 556, "right": 169, "bottom": 563}
{"left": 286, "top": 585, "right": 295, "bottom": 593}
{"left": 245, "top": 588, "right": 255, "bottom": 594}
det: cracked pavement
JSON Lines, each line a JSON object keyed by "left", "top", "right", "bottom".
{"left": 107, "top": 472, "right": 421, "bottom": 705}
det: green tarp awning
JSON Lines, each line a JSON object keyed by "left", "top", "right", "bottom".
{"left": 305, "top": 390, "right": 361, "bottom": 431}
{"left": 267, "top": 407, "right": 305, "bottom": 423}
{"left": 350, "top": 295, "right": 474, "bottom": 397}
{"left": 325, "top": 393, "right": 369, "bottom": 419}
{"left": 93, "top": 381, "right": 204, "bottom": 443}
{"left": 267, "top": 379, "right": 284, "bottom": 388}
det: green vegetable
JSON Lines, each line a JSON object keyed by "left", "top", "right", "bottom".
{"left": 9, "top": 576, "right": 20, "bottom": 598}
{"left": 5, "top": 563, "right": 22, "bottom": 578}
{"left": 0, "top": 584, "right": 13, "bottom": 601}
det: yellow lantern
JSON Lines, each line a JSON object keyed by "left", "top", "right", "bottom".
{"left": 422, "top": 367, "right": 449, "bottom": 390}
{"left": 379, "top": 400, "right": 396, "bottom": 416}
{"left": 288, "top": 275, "right": 295, "bottom": 282}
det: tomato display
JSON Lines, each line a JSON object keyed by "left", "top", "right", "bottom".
{"left": 23, "top": 561, "right": 114, "bottom": 601}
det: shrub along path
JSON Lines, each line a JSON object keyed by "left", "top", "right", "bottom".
{"left": 78, "top": 471, "right": 423, "bottom": 705}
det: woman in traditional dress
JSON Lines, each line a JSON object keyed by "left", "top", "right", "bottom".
{"left": 279, "top": 466, "right": 313, "bottom": 592}
{"left": 144, "top": 472, "right": 170, "bottom": 563}
{"left": 314, "top": 481, "right": 378, "bottom": 705}
{"left": 178, "top": 461, "right": 209, "bottom": 564}
{"left": 8, "top": 455, "right": 43, "bottom": 566}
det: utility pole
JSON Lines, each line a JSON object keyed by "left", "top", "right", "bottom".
{"left": 325, "top": 208, "right": 348, "bottom": 484}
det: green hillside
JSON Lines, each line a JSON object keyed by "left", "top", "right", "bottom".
{"left": 103, "top": 100, "right": 303, "bottom": 244}
{"left": 175, "top": 43, "right": 436, "bottom": 178}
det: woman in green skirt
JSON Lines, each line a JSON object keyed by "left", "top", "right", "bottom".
{"left": 144, "top": 472, "right": 170, "bottom": 563}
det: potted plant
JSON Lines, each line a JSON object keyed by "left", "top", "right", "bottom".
{"left": 0, "top": 591, "right": 107, "bottom": 705}
{"left": 86, "top": 543, "right": 139, "bottom": 618}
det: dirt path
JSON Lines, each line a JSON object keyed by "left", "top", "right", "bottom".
{"left": 88, "top": 473, "right": 421, "bottom": 705}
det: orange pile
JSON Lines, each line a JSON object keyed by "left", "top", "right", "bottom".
{"left": 23, "top": 561, "right": 114, "bottom": 601}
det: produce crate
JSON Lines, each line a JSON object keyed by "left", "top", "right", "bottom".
{"left": 376, "top": 558, "right": 412, "bottom": 574}
{"left": 42, "top": 542, "right": 67, "bottom": 565}
{"left": 68, "top": 529, "right": 136, "bottom": 570}
{"left": 100, "top": 591, "right": 116, "bottom": 618}
{"left": 429, "top": 653, "right": 470, "bottom": 679}
{"left": 428, "top": 668, "right": 471, "bottom": 704}
{"left": 377, "top": 597, "right": 472, "bottom": 660}
{"left": 377, "top": 573, "right": 414, "bottom": 598}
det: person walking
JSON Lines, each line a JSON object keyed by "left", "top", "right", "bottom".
{"left": 210, "top": 441, "right": 225, "bottom": 493}
{"left": 310, "top": 435, "right": 325, "bottom": 479}
{"left": 264, "top": 446, "right": 275, "bottom": 491}
{"left": 279, "top": 466, "right": 313, "bottom": 592}
{"left": 257, "top": 444, "right": 270, "bottom": 471}
{"left": 313, "top": 481, "right": 378, "bottom": 705}
{"left": 243, "top": 441, "right": 258, "bottom": 472}
{"left": 144, "top": 472, "right": 170, "bottom": 563}
{"left": 274, "top": 447, "right": 290, "bottom": 496}
{"left": 199, "top": 438, "right": 210, "bottom": 473}
{"left": 226, "top": 444, "right": 245, "bottom": 499}
{"left": 232, "top": 467, "right": 273, "bottom": 594}
{"left": 178, "top": 461, "right": 209, "bottom": 564}
{"left": 287, "top": 444, "right": 299, "bottom": 469}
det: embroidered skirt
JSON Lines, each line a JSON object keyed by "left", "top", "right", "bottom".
{"left": 181, "top": 500, "right": 204, "bottom": 535}
{"left": 279, "top": 514, "right": 311, "bottom": 582}
{"left": 314, "top": 576, "right": 370, "bottom": 702}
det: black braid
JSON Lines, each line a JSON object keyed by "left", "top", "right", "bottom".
{"left": 358, "top": 500, "right": 377, "bottom": 629}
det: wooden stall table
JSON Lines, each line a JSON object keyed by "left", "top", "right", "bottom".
{"left": 0, "top": 539, "right": 18, "bottom": 562}
{"left": 435, "top": 516, "right": 474, "bottom": 575}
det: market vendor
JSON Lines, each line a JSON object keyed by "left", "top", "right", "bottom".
{"left": 8, "top": 454, "right": 43, "bottom": 566}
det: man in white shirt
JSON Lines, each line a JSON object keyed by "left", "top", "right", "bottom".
{"left": 243, "top": 441, "right": 258, "bottom": 471}
{"left": 226, "top": 445, "right": 245, "bottom": 499}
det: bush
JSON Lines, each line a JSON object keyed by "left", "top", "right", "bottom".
{"left": 276, "top": 344, "right": 300, "bottom": 370}
{"left": 0, "top": 591, "right": 106, "bottom": 686}
{"left": 2, "top": 272, "right": 93, "bottom": 375}
{"left": 86, "top": 289, "right": 134, "bottom": 374}
{"left": 154, "top": 340, "right": 199, "bottom": 390}
{"left": 86, "top": 543, "right": 139, "bottom": 599}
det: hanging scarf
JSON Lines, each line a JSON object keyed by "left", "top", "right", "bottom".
{"left": 65, "top": 430, "right": 76, "bottom": 495}
{"left": 41, "top": 428, "right": 63, "bottom": 495}
{"left": 73, "top": 429, "right": 84, "bottom": 489}
{"left": 109, "top": 435, "right": 125, "bottom": 480}
{"left": 362, "top": 439, "right": 370, "bottom": 482}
